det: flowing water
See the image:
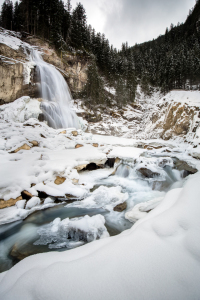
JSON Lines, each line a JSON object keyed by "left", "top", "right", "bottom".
{"left": 0, "top": 156, "right": 186, "bottom": 273}
{"left": 30, "top": 50, "right": 80, "bottom": 129}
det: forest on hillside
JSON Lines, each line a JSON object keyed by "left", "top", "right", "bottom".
{"left": 0, "top": 0, "right": 200, "bottom": 106}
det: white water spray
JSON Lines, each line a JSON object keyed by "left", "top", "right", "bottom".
{"left": 31, "top": 50, "right": 80, "bottom": 129}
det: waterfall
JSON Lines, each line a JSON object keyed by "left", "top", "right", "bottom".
{"left": 30, "top": 50, "right": 80, "bottom": 129}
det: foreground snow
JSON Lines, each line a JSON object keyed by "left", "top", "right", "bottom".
{"left": 0, "top": 172, "right": 200, "bottom": 299}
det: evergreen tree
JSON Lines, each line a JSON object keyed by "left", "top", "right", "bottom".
{"left": 0, "top": 0, "right": 13, "bottom": 30}
{"left": 70, "top": 3, "right": 87, "bottom": 49}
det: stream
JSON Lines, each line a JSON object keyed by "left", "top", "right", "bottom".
{"left": 0, "top": 155, "right": 185, "bottom": 273}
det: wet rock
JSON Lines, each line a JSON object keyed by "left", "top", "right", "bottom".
{"left": 113, "top": 202, "right": 127, "bottom": 212}
{"left": 105, "top": 158, "right": 115, "bottom": 168}
{"left": 75, "top": 144, "right": 83, "bottom": 149}
{"left": 54, "top": 176, "right": 66, "bottom": 185}
{"left": 137, "top": 168, "right": 160, "bottom": 178}
{"left": 151, "top": 180, "right": 171, "bottom": 191}
{"left": 10, "top": 243, "right": 41, "bottom": 261}
{"left": 84, "top": 163, "right": 99, "bottom": 171}
{"left": 38, "top": 113, "right": 45, "bottom": 122}
{"left": 0, "top": 196, "right": 22, "bottom": 209}
{"left": 173, "top": 159, "right": 197, "bottom": 175}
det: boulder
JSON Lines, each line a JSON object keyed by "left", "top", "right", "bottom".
{"left": 173, "top": 159, "right": 197, "bottom": 175}
{"left": 137, "top": 168, "right": 160, "bottom": 178}
{"left": 92, "top": 143, "right": 99, "bottom": 147}
{"left": 113, "top": 202, "right": 127, "bottom": 212}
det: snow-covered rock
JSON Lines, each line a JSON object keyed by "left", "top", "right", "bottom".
{"left": 125, "top": 196, "right": 163, "bottom": 222}
{"left": 25, "top": 197, "right": 41, "bottom": 210}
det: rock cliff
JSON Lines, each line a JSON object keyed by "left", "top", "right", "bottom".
{"left": 0, "top": 42, "right": 36, "bottom": 103}
{"left": 25, "top": 35, "right": 88, "bottom": 94}
{"left": 0, "top": 28, "right": 89, "bottom": 104}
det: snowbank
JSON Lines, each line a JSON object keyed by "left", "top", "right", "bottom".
{"left": 160, "top": 90, "right": 200, "bottom": 106}
{"left": 125, "top": 196, "right": 163, "bottom": 222}
{"left": 0, "top": 28, "right": 29, "bottom": 51}
{"left": 0, "top": 172, "right": 200, "bottom": 299}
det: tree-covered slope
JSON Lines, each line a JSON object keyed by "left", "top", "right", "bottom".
{"left": 0, "top": 0, "right": 200, "bottom": 106}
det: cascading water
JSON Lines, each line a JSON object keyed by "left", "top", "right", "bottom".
{"left": 30, "top": 50, "right": 80, "bottom": 129}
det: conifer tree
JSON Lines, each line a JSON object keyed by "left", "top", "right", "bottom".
{"left": 0, "top": 0, "right": 13, "bottom": 30}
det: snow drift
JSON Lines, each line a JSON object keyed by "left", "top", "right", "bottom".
{"left": 0, "top": 172, "right": 200, "bottom": 300}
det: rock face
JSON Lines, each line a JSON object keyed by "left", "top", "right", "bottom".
{"left": 162, "top": 102, "right": 196, "bottom": 139}
{"left": 25, "top": 36, "right": 88, "bottom": 94}
{"left": 0, "top": 196, "right": 22, "bottom": 209}
{"left": 0, "top": 51, "right": 36, "bottom": 104}
{"left": 138, "top": 91, "right": 200, "bottom": 142}
{"left": 0, "top": 32, "right": 88, "bottom": 105}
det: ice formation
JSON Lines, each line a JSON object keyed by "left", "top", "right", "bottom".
{"left": 34, "top": 215, "right": 109, "bottom": 249}
{"left": 68, "top": 185, "right": 128, "bottom": 211}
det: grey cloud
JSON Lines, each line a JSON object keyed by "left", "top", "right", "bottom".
{"left": 100, "top": 0, "right": 196, "bottom": 48}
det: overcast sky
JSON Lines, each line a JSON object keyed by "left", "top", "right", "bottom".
{"left": 70, "top": 0, "right": 196, "bottom": 49}
{"left": 0, "top": 0, "right": 196, "bottom": 49}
